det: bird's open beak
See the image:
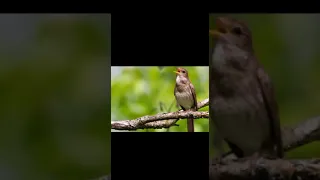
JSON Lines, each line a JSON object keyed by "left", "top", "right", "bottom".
{"left": 209, "top": 29, "right": 223, "bottom": 37}
{"left": 209, "top": 17, "right": 230, "bottom": 37}
{"left": 174, "top": 71, "right": 180, "bottom": 74}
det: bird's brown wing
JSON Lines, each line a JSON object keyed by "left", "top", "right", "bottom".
{"left": 189, "top": 83, "right": 198, "bottom": 111}
{"left": 256, "top": 65, "right": 283, "bottom": 158}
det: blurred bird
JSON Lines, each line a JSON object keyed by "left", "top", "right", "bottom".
{"left": 209, "top": 17, "right": 283, "bottom": 158}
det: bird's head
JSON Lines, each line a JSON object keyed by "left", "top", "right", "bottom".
{"left": 209, "top": 17, "right": 253, "bottom": 51}
{"left": 174, "top": 67, "right": 190, "bottom": 84}
{"left": 174, "top": 67, "right": 189, "bottom": 78}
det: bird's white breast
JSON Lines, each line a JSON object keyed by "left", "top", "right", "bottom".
{"left": 175, "top": 76, "right": 193, "bottom": 109}
{"left": 212, "top": 43, "right": 248, "bottom": 70}
{"left": 176, "top": 75, "right": 182, "bottom": 84}
{"left": 212, "top": 43, "right": 227, "bottom": 68}
{"left": 175, "top": 90, "right": 193, "bottom": 109}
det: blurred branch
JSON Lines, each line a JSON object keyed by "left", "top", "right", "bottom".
{"left": 92, "top": 174, "right": 111, "bottom": 180}
{"left": 210, "top": 158, "right": 320, "bottom": 180}
{"left": 111, "top": 98, "right": 208, "bottom": 130}
{"left": 210, "top": 116, "right": 320, "bottom": 180}
{"left": 281, "top": 115, "right": 320, "bottom": 151}
{"left": 220, "top": 116, "right": 320, "bottom": 159}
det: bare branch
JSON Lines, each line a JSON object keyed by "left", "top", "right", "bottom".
{"left": 220, "top": 116, "right": 320, "bottom": 160}
{"left": 112, "top": 111, "right": 208, "bottom": 130}
{"left": 282, "top": 116, "right": 320, "bottom": 151}
{"left": 210, "top": 158, "right": 320, "bottom": 180}
{"left": 210, "top": 116, "right": 320, "bottom": 180}
{"left": 111, "top": 98, "right": 209, "bottom": 130}
{"left": 196, "top": 98, "right": 209, "bottom": 109}
{"left": 91, "top": 174, "right": 111, "bottom": 180}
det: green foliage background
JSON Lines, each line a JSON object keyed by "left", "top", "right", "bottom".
{"left": 111, "top": 66, "right": 209, "bottom": 132}
{"left": 0, "top": 14, "right": 110, "bottom": 180}
{"left": 209, "top": 14, "right": 320, "bottom": 158}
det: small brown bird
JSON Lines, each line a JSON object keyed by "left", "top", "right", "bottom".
{"left": 209, "top": 17, "right": 283, "bottom": 158}
{"left": 174, "top": 67, "right": 198, "bottom": 132}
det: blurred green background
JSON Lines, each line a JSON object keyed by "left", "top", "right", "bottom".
{"left": 209, "top": 14, "right": 320, "bottom": 158}
{"left": 0, "top": 14, "right": 110, "bottom": 180}
{"left": 111, "top": 66, "right": 209, "bottom": 132}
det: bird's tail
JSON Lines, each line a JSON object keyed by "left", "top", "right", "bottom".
{"left": 187, "top": 117, "right": 194, "bottom": 132}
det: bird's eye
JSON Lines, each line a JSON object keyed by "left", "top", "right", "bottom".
{"left": 182, "top": 70, "right": 185, "bottom": 73}
{"left": 232, "top": 27, "right": 242, "bottom": 35}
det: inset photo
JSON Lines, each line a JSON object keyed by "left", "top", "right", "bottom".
{"left": 111, "top": 66, "right": 209, "bottom": 132}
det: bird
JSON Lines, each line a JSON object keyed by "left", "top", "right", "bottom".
{"left": 174, "top": 67, "right": 198, "bottom": 132}
{"left": 209, "top": 17, "right": 283, "bottom": 158}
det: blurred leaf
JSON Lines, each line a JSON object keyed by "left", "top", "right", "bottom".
{"left": 0, "top": 15, "right": 110, "bottom": 179}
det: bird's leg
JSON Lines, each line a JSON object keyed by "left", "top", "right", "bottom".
{"left": 256, "top": 141, "right": 281, "bottom": 160}
{"left": 237, "top": 150, "right": 279, "bottom": 167}
{"left": 236, "top": 152, "right": 261, "bottom": 163}
{"left": 256, "top": 150, "right": 279, "bottom": 160}
{"left": 187, "top": 109, "right": 194, "bottom": 118}
{"left": 211, "top": 151, "right": 238, "bottom": 165}
{"left": 210, "top": 156, "right": 224, "bottom": 165}
{"left": 211, "top": 153, "right": 232, "bottom": 165}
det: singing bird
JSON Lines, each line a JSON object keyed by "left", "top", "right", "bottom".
{"left": 174, "top": 67, "right": 198, "bottom": 132}
{"left": 209, "top": 17, "right": 283, "bottom": 158}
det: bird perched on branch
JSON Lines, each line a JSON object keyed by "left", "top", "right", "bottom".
{"left": 209, "top": 17, "right": 283, "bottom": 158}
{"left": 174, "top": 67, "right": 198, "bottom": 132}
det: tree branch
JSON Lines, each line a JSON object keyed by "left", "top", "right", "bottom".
{"left": 91, "top": 174, "right": 111, "bottom": 180}
{"left": 111, "top": 98, "right": 209, "bottom": 130}
{"left": 210, "top": 158, "right": 320, "bottom": 180}
{"left": 282, "top": 115, "right": 320, "bottom": 151}
{"left": 210, "top": 116, "right": 320, "bottom": 180}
